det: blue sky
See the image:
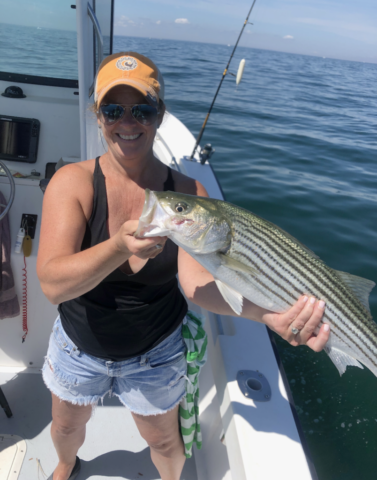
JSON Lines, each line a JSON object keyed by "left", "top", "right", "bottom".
{"left": 1, "top": 0, "right": 376, "bottom": 63}
{"left": 114, "top": 0, "right": 377, "bottom": 63}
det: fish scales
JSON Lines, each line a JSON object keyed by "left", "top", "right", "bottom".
{"left": 232, "top": 223, "right": 309, "bottom": 305}
{"left": 227, "top": 205, "right": 375, "bottom": 325}
{"left": 230, "top": 248, "right": 377, "bottom": 371}
{"left": 221, "top": 203, "right": 377, "bottom": 368}
{"left": 229, "top": 204, "right": 372, "bottom": 324}
{"left": 136, "top": 190, "right": 377, "bottom": 377}
{"left": 236, "top": 221, "right": 368, "bottom": 326}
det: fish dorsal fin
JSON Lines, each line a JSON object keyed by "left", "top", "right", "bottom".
{"left": 334, "top": 270, "right": 375, "bottom": 314}
{"left": 324, "top": 345, "right": 364, "bottom": 376}
{"left": 218, "top": 253, "right": 259, "bottom": 276}
{"left": 214, "top": 279, "right": 243, "bottom": 315}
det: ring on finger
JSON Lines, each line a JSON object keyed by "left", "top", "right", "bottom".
{"left": 155, "top": 244, "right": 163, "bottom": 250}
{"left": 291, "top": 326, "right": 300, "bottom": 335}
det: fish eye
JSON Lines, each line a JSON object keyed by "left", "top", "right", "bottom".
{"left": 175, "top": 202, "right": 188, "bottom": 213}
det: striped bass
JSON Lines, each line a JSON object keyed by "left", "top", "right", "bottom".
{"left": 136, "top": 190, "right": 377, "bottom": 377}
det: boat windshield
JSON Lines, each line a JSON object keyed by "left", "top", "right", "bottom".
{"left": 0, "top": 0, "right": 113, "bottom": 84}
{"left": 93, "top": 0, "right": 114, "bottom": 72}
{"left": 0, "top": 0, "right": 78, "bottom": 81}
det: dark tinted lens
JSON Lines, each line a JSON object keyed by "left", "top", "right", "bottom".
{"left": 100, "top": 104, "right": 125, "bottom": 124}
{"left": 131, "top": 105, "right": 158, "bottom": 125}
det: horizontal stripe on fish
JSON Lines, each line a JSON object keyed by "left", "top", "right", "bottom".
{"left": 232, "top": 214, "right": 373, "bottom": 325}
{"left": 325, "top": 310, "right": 377, "bottom": 369}
{"left": 233, "top": 231, "right": 310, "bottom": 297}
{"left": 243, "top": 226, "right": 377, "bottom": 348}
{"left": 233, "top": 219, "right": 377, "bottom": 349}
{"left": 229, "top": 216, "right": 377, "bottom": 359}
{"left": 232, "top": 245, "right": 300, "bottom": 307}
{"left": 233, "top": 234, "right": 377, "bottom": 361}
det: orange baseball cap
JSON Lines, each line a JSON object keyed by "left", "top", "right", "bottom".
{"left": 94, "top": 52, "right": 165, "bottom": 107}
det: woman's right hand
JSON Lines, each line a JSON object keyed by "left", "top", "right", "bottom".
{"left": 114, "top": 220, "right": 167, "bottom": 259}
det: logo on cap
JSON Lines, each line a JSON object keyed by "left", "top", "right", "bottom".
{"left": 116, "top": 56, "right": 138, "bottom": 71}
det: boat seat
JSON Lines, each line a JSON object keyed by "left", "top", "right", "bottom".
{"left": 39, "top": 178, "right": 50, "bottom": 194}
{"left": 39, "top": 157, "right": 77, "bottom": 194}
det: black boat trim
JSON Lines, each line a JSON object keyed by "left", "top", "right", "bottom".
{"left": 0, "top": 72, "right": 78, "bottom": 89}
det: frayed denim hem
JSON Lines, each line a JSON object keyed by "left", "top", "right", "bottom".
{"left": 113, "top": 390, "right": 186, "bottom": 417}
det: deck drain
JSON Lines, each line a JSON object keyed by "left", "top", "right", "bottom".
{"left": 237, "top": 370, "right": 271, "bottom": 402}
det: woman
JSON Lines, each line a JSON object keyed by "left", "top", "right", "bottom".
{"left": 37, "top": 52, "right": 329, "bottom": 480}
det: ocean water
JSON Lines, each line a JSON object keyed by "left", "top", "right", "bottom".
{"left": 2, "top": 23, "right": 377, "bottom": 480}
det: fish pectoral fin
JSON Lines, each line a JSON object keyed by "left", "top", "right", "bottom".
{"left": 324, "top": 345, "right": 364, "bottom": 376}
{"left": 217, "top": 253, "right": 259, "bottom": 277}
{"left": 333, "top": 270, "right": 375, "bottom": 315}
{"left": 214, "top": 279, "right": 243, "bottom": 315}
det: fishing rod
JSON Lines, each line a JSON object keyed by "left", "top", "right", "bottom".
{"left": 189, "top": 0, "right": 258, "bottom": 161}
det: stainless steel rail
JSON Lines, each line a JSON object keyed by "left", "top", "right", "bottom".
{"left": 0, "top": 161, "right": 15, "bottom": 221}
{"left": 155, "top": 132, "right": 182, "bottom": 173}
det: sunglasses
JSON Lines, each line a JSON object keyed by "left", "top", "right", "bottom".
{"left": 98, "top": 104, "right": 159, "bottom": 126}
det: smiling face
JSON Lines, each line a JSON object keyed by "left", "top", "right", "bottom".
{"left": 98, "top": 85, "right": 164, "bottom": 163}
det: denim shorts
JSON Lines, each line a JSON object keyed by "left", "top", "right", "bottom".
{"left": 42, "top": 315, "right": 187, "bottom": 415}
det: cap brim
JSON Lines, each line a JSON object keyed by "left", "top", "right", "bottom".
{"left": 96, "top": 78, "right": 159, "bottom": 107}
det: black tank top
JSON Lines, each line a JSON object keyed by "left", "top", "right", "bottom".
{"left": 58, "top": 157, "right": 188, "bottom": 361}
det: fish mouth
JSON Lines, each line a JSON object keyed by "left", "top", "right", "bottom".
{"left": 135, "top": 189, "right": 172, "bottom": 238}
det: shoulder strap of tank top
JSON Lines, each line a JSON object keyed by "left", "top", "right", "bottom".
{"left": 86, "top": 156, "right": 107, "bottom": 227}
{"left": 163, "top": 167, "right": 175, "bottom": 192}
{"left": 81, "top": 156, "right": 109, "bottom": 249}
{"left": 89, "top": 156, "right": 107, "bottom": 220}
{"left": 94, "top": 155, "right": 101, "bottom": 173}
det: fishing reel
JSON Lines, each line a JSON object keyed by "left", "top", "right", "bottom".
{"left": 199, "top": 144, "right": 215, "bottom": 165}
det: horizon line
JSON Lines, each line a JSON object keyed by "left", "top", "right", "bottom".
{"left": 1, "top": 22, "right": 375, "bottom": 65}
{"left": 113, "top": 33, "right": 377, "bottom": 65}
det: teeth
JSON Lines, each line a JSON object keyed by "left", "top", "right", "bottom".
{"left": 118, "top": 133, "right": 141, "bottom": 140}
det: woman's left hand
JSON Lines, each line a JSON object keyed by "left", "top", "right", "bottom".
{"left": 262, "top": 295, "right": 330, "bottom": 352}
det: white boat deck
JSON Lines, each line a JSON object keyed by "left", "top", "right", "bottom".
{"left": 0, "top": 370, "right": 198, "bottom": 480}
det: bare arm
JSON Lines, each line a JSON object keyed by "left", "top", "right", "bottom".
{"left": 37, "top": 164, "right": 165, "bottom": 304}
{"left": 178, "top": 182, "right": 330, "bottom": 352}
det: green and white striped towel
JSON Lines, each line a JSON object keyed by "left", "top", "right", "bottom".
{"left": 180, "top": 310, "right": 208, "bottom": 458}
